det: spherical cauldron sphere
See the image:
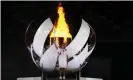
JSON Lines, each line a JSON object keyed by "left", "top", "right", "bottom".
{"left": 25, "top": 18, "right": 96, "bottom": 72}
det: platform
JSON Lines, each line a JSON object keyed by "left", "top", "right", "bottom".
{"left": 17, "top": 77, "right": 103, "bottom": 80}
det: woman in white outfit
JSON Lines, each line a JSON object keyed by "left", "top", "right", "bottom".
{"left": 54, "top": 42, "right": 68, "bottom": 80}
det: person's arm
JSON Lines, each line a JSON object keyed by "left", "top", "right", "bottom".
{"left": 53, "top": 40, "right": 58, "bottom": 49}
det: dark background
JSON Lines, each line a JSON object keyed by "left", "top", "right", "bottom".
{"left": 2, "top": 1, "right": 133, "bottom": 80}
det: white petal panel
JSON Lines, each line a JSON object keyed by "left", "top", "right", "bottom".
{"left": 67, "top": 44, "right": 95, "bottom": 71}
{"left": 66, "top": 19, "right": 90, "bottom": 58}
{"left": 30, "top": 45, "right": 39, "bottom": 67}
{"left": 39, "top": 44, "right": 58, "bottom": 71}
{"left": 76, "top": 45, "right": 95, "bottom": 65}
{"left": 33, "top": 18, "right": 53, "bottom": 57}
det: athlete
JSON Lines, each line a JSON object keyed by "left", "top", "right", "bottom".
{"left": 54, "top": 42, "right": 68, "bottom": 79}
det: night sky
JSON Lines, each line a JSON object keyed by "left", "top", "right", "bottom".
{"left": 2, "top": 1, "right": 133, "bottom": 80}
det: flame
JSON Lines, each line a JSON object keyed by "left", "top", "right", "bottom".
{"left": 50, "top": 3, "right": 72, "bottom": 46}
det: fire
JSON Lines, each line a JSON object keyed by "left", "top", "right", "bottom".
{"left": 50, "top": 3, "right": 72, "bottom": 46}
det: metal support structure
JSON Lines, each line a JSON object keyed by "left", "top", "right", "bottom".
{"left": 76, "top": 64, "right": 81, "bottom": 80}
{"left": 76, "top": 71, "right": 80, "bottom": 80}
{"left": 42, "top": 71, "right": 47, "bottom": 80}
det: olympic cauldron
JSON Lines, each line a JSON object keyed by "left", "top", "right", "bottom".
{"left": 25, "top": 4, "right": 96, "bottom": 73}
